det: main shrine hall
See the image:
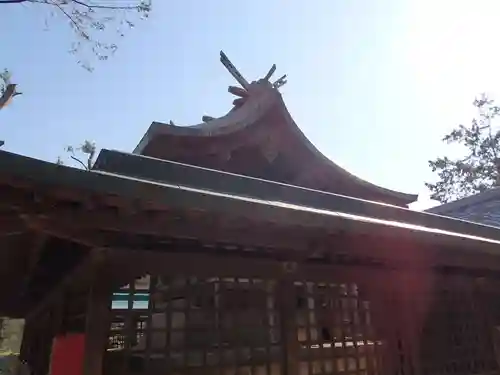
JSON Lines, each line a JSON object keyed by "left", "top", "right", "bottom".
{"left": 1, "top": 52, "right": 500, "bottom": 375}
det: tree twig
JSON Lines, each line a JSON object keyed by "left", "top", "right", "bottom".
{"left": 71, "top": 0, "right": 144, "bottom": 10}
{"left": 0, "top": 0, "right": 145, "bottom": 8}
{"left": 53, "top": 2, "right": 87, "bottom": 37}
{"left": 0, "top": 0, "right": 29, "bottom": 4}
{"left": 70, "top": 155, "right": 89, "bottom": 170}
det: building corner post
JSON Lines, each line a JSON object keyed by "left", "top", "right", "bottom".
{"left": 82, "top": 254, "right": 112, "bottom": 375}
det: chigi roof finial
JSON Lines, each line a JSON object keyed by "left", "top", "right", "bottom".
{"left": 201, "top": 52, "right": 288, "bottom": 122}
{"left": 220, "top": 51, "right": 250, "bottom": 90}
{"left": 219, "top": 51, "right": 287, "bottom": 91}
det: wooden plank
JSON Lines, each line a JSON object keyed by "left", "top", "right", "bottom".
{"left": 82, "top": 263, "right": 112, "bottom": 375}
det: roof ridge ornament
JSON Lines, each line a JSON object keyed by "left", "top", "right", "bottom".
{"left": 273, "top": 74, "right": 287, "bottom": 89}
{"left": 264, "top": 64, "right": 276, "bottom": 81}
{"left": 202, "top": 51, "right": 288, "bottom": 122}
{"left": 219, "top": 50, "right": 287, "bottom": 91}
{"left": 220, "top": 51, "right": 250, "bottom": 90}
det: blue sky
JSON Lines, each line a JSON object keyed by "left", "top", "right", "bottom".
{"left": 1, "top": 0, "right": 500, "bottom": 210}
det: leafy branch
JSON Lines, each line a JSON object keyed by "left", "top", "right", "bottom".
{"left": 426, "top": 94, "right": 500, "bottom": 203}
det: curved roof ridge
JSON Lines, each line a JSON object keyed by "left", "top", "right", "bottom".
{"left": 134, "top": 81, "right": 417, "bottom": 206}
{"left": 273, "top": 94, "right": 418, "bottom": 204}
{"left": 133, "top": 83, "right": 279, "bottom": 154}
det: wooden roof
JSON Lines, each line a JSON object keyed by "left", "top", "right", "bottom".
{"left": 0, "top": 149, "right": 499, "bottom": 316}
{"left": 133, "top": 78, "right": 417, "bottom": 207}
{"left": 428, "top": 188, "right": 500, "bottom": 215}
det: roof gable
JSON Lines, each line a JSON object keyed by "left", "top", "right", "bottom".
{"left": 133, "top": 52, "right": 417, "bottom": 207}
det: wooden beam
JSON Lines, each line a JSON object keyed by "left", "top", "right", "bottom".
{"left": 82, "top": 264, "right": 112, "bottom": 375}
{"left": 105, "top": 247, "right": 395, "bottom": 285}
{"left": 6, "top": 188, "right": 500, "bottom": 272}
{"left": 3, "top": 175, "right": 500, "bottom": 261}
{"left": 26, "top": 210, "right": 500, "bottom": 273}
{"left": 25, "top": 249, "right": 107, "bottom": 322}
{"left": 25, "top": 210, "right": 323, "bottom": 253}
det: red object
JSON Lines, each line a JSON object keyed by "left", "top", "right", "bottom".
{"left": 50, "top": 334, "right": 86, "bottom": 375}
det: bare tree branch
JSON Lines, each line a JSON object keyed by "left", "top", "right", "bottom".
{"left": 64, "top": 141, "right": 96, "bottom": 170}
{"left": 70, "top": 0, "right": 145, "bottom": 10}
{"left": 70, "top": 155, "right": 89, "bottom": 170}
{"left": 1, "top": 0, "right": 152, "bottom": 71}
{"left": 53, "top": 2, "right": 86, "bottom": 37}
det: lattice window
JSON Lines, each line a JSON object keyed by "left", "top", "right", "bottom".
{"left": 105, "top": 275, "right": 282, "bottom": 375}
{"left": 419, "top": 276, "right": 497, "bottom": 375}
{"left": 293, "top": 281, "right": 382, "bottom": 375}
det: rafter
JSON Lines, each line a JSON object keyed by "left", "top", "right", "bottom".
{"left": 15, "top": 209, "right": 500, "bottom": 273}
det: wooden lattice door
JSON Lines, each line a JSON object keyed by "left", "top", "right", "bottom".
{"left": 290, "top": 281, "right": 383, "bottom": 375}
{"left": 105, "top": 275, "right": 284, "bottom": 375}
{"left": 104, "top": 271, "right": 388, "bottom": 375}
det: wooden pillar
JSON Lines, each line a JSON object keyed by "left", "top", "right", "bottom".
{"left": 361, "top": 272, "right": 398, "bottom": 375}
{"left": 277, "top": 261, "right": 301, "bottom": 375}
{"left": 473, "top": 277, "right": 500, "bottom": 369}
{"left": 82, "top": 262, "right": 112, "bottom": 375}
{"left": 278, "top": 276, "right": 298, "bottom": 375}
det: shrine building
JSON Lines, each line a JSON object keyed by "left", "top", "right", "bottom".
{"left": 1, "top": 52, "right": 500, "bottom": 375}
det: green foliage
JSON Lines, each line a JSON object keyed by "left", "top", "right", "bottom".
{"left": 426, "top": 95, "right": 500, "bottom": 203}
